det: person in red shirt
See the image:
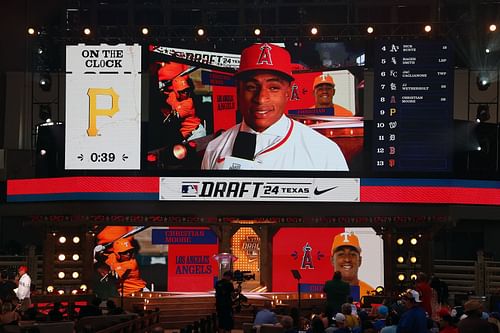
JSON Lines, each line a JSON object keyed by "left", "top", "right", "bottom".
{"left": 105, "top": 239, "right": 146, "bottom": 296}
{"left": 415, "top": 272, "right": 433, "bottom": 317}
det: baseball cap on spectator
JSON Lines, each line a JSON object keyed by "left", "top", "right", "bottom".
{"left": 313, "top": 74, "right": 335, "bottom": 89}
{"left": 463, "top": 300, "right": 482, "bottom": 314}
{"left": 334, "top": 313, "right": 346, "bottom": 323}
{"left": 438, "top": 307, "right": 451, "bottom": 317}
{"left": 403, "top": 289, "right": 422, "bottom": 303}
{"left": 236, "top": 43, "right": 294, "bottom": 82}
{"left": 331, "top": 232, "right": 361, "bottom": 254}
{"left": 378, "top": 305, "right": 389, "bottom": 316}
{"left": 18, "top": 265, "right": 28, "bottom": 272}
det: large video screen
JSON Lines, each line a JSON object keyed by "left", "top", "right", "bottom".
{"left": 272, "top": 227, "right": 384, "bottom": 301}
{"left": 146, "top": 42, "right": 365, "bottom": 172}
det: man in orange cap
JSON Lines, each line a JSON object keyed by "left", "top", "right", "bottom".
{"left": 105, "top": 239, "right": 147, "bottom": 296}
{"left": 331, "top": 232, "right": 373, "bottom": 300}
{"left": 166, "top": 76, "right": 206, "bottom": 140}
{"left": 202, "top": 43, "right": 348, "bottom": 170}
{"left": 311, "top": 74, "right": 353, "bottom": 116}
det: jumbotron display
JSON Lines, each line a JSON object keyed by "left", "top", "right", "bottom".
{"left": 146, "top": 42, "right": 365, "bottom": 172}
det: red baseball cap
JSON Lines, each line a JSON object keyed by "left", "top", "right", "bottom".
{"left": 236, "top": 43, "right": 294, "bottom": 82}
{"left": 18, "top": 265, "right": 28, "bottom": 272}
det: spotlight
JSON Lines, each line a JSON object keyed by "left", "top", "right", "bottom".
{"left": 39, "top": 73, "right": 52, "bottom": 91}
{"left": 58, "top": 236, "right": 67, "bottom": 244}
{"left": 39, "top": 104, "right": 51, "bottom": 122}
{"left": 254, "top": 28, "right": 261, "bottom": 36}
{"left": 80, "top": 284, "right": 88, "bottom": 292}
{"left": 58, "top": 289, "right": 65, "bottom": 295}
{"left": 410, "top": 273, "right": 418, "bottom": 280}
{"left": 83, "top": 27, "right": 91, "bottom": 35}
{"left": 486, "top": 48, "right": 490, "bottom": 54}
{"left": 72, "top": 272, "right": 79, "bottom": 279}
{"left": 73, "top": 236, "right": 80, "bottom": 244}
{"left": 476, "top": 104, "right": 490, "bottom": 123}
{"left": 398, "top": 274, "right": 405, "bottom": 281}
{"left": 424, "top": 25, "right": 432, "bottom": 33}
{"left": 72, "top": 254, "right": 80, "bottom": 261}
{"left": 147, "top": 153, "right": 158, "bottom": 163}
{"left": 71, "top": 289, "right": 78, "bottom": 295}
{"left": 410, "top": 237, "right": 418, "bottom": 245}
{"left": 476, "top": 75, "right": 491, "bottom": 91}
{"left": 375, "top": 286, "right": 384, "bottom": 295}
{"left": 310, "top": 27, "right": 318, "bottom": 35}
{"left": 141, "top": 27, "right": 149, "bottom": 35}
{"left": 58, "top": 271, "right": 65, "bottom": 279}
{"left": 58, "top": 254, "right": 66, "bottom": 261}
{"left": 367, "top": 26, "right": 374, "bottom": 34}
{"left": 489, "top": 24, "right": 497, "bottom": 32}
{"left": 40, "top": 149, "right": 47, "bottom": 156}
{"left": 46, "top": 285, "right": 54, "bottom": 293}
{"left": 173, "top": 143, "right": 188, "bottom": 160}
{"left": 397, "top": 256, "right": 405, "bottom": 263}
{"left": 28, "top": 27, "right": 36, "bottom": 35}
{"left": 196, "top": 28, "right": 205, "bottom": 37}
{"left": 410, "top": 256, "right": 417, "bottom": 264}
{"left": 397, "top": 238, "right": 404, "bottom": 246}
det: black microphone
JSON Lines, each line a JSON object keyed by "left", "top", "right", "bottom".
{"left": 232, "top": 132, "right": 256, "bottom": 160}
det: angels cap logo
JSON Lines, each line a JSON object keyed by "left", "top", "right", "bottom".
{"left": 301, "top": 242, "right": 314, "bottom": 269}
{"left": 290, "top": 83, "right": 300, "bottom": 101}
{"left": 256, "top": 43, "right": 273, "bottom": 66}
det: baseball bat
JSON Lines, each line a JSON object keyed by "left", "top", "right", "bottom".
{"left": 162, "top": 65, "right": 199, "bottom": 87}
{"left": 102, "top": 225, "right": 149, "bottom": 249}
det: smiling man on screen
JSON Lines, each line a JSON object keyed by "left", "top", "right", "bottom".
{"left": 331, "top": 232, "right": 374, "bottom": 301}
{"left": 201, "top": 43, "right": 349, "bottom": 171}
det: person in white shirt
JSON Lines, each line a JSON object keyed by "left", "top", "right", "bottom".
{"left": 16, "top": 265, "right": 31, "bottom": 312}
{"left": 201, "top": 43, "right": 348, "bottom": 171}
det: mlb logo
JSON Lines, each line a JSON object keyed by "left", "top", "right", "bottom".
{"left": 182, "top": 184, "right": 198, "bottom": 195}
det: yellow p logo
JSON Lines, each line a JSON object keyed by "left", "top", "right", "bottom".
{"left": 87, "top": 88, "right": 119, "bottom": 136}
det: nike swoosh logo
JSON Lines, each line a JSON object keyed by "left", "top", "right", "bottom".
{"left": 314, "top": 186, "right": 338, "bottom": 195}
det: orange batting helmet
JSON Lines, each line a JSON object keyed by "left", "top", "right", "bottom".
{"left": 172, "top": 76, "right": 190, "bottom": 92}
{"left": 113, "top": 239, "right": 134, "bottom": 254}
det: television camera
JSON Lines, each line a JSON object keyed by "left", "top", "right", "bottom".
{"left": 232, "top": 270, "right": 255, "bottom": 312}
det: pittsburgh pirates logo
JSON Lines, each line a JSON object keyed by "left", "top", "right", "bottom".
{"left": 301, "top": 242, "right": 314, "bottom": 269}
{"left": 256, "top": 44, "right": 273, "bottom": 66}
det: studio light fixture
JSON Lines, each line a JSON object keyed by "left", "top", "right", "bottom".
{"left": 476, "top": 74, "right": 491, "bottom": 91}
{"left": 476, "top": 104, "right": 490, "bottom": 123}
{"left": 39, "top": 73, "right": 52, "bottom": 92}
{"left": 39, "top": 104, "right": 52, "bottom": 122}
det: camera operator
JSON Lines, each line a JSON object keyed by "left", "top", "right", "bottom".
{"left": 215, "top": 271, "right": 236, "bottom": 333}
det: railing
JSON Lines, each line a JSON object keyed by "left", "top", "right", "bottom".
{"left": 433, "top": 252, "right": 500, "bottom": 305}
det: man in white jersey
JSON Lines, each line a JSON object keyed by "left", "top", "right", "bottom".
{"left": 16, "top": 265, "right": 31, "bottom": 312}
{"left": 201, "top": 43, "right": 349, "bottom": 171}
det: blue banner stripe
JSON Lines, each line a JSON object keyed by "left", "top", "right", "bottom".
{"left": 361, "top": 178, "right": 500, "bottom": 189}
{"left": 7, "top": 192, "right": 158, "bottom": 202}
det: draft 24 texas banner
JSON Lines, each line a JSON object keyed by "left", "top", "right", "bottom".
{"left": 65, "top": 44, "right": 141, "bottom": 170}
